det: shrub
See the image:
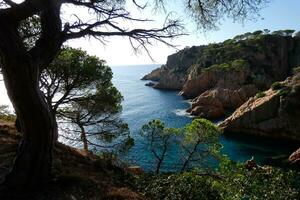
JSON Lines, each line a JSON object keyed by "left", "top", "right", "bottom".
{"left": 0, "top": 105, "right": 15, "bottom": 122}
{"left": 271, "top": 82, "right": 284, "bottom": 90}
{"left": 278, "top": 86, "right": 291, "bottom": 97}
{"left": 255, "top": 91, "right": 266, "bottom": 98}
{"left": 134, "top": 159, "right": 300, "bottom": 200}
{"left": 293, "top": 66, "right": 300, "bottom": 74}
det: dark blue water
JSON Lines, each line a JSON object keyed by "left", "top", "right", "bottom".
{"left": 111, "top": 64, "right": 299, "bottom": 171}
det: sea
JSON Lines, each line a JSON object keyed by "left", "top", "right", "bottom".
{"left": 0, "top": 65, "right": 298, "bottom": 171}
{"left": 111, "top": 64, "right": 299, "bottom": 171}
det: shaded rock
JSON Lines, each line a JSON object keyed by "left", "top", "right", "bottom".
{"left": 181, "top": 64, "right": 252, "bottom": 98}
{"left": 125, "top": 166, "right": 144, "bottom": 175}
{"left": 220, "top": 72, "right": 300, "bottom": 141}
{"left": 184, "top": 66, "right": 258, "bottom": 119}
{"left": 187, "top": 94, "right": 224, "bottom": 119}
{"left": 289, "top": 148, "right": 300, "bottom": 165}
{"left": 145, "top": 82, "right": 156, "bottom": 87}
{"left": 141, "top": 67, "right": 162, "bottom": 81}
{"left": 143, "top": 33, "right": 300, "bottom": 119}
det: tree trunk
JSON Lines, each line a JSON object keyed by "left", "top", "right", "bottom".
{"left": 79, "top": 125, "right": 88, "bottom": 152}
{"left": 0, "top": 57, "right": 57, "bottom": 198}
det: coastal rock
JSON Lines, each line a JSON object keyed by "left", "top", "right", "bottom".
{"left": 142, "top": 67, "right": 162, "bottom": 81}
{"left": 142, "top": 46, "right": 204, "bottom": 90}
{"left": 143, "top": 33, "right": 300, "bottom": 118}
{"left": 289, "top": 148, "right": 300, "bottom": 165}
{"left": 187, "top": 95, "right": 224, "bottom": 119}
{"left": 220, "top": 72, "right": 300, "bottom": 141}
{"left": 181, "top": 63, "right": 252, "bottom": 98}
{"left": 145, "top": 82, "right": 156, "bottom": 87}
{"left": 187, "top": 85, "right": 258, "bottom": 119}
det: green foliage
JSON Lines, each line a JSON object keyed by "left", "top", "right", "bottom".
{"left": 0, "top": 105, "right": 15, "bottom": 122}
{"left": 135, "top": 156, "right": 300, "bottom": 200}
{"left": 271, "top": 82, "right": 284, "bottom": 90}
{"left": 180, "top": 119, "right": 221, "bottom": 171}
{"left": 183, "top": 118, "right": 220, "bottom": 147}
{"left": 278, "top": 86, "right": 291, "bottom": 97}
{"left": 140, "top": 119, "right": 221, "bottom": 173}
{"left": 205, "top": 59, "right": 248, "bottom": 72}
{"left": 293, "top": 66, "right": 300, "bottom": 74}
{"left": 255, "top": 91, "right": 266, "bottom": 98}
{"left": 18, "top": 15, "right": 41, "bottom": 49}
{"left": 41, "top": 47, "right": 130, "bottom": 153}
{"left": 214, "top": 156, "right": 300, "bottom": 200}
{"left": 140, "top": 120, "right": 179, "bottom": 173}
{"left": 135, "top": 172, "right": 220, "bottom": 200}
{"left": 272, "top": 30, "right": 295, "bottom": 37}
{"left": 136, "top": 119, "right": 300, "bottom": 199}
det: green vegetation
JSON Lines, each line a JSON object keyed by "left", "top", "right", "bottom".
{"left": 134, "top": 161, "right": 300, "bottom": 200}
{"left": 135, "top": 161, "right": 300, "bottom": 200}
{"left": 278, "top": 86, "right": 292, "bottom": 97}
{"left": 205, "top": 59, "right": 248, "bottom": 72}
{"left": 271, "top": 82, "right": 284, "bottom": 90}
{"left": 40, "top": 47, "right": 131, "bottom": 153}
{"left": 255, "top": 91, "right": 266, "bottom": 98}
{"left": 293, "top": 66, "right": 300, "bottom": 74}
{"left": 134, "top": 119, "right": 300, "bottom": 200}
{"left": 140, "top": 119, "right": 221, "bottom": 173}
{"left": 0, "top": 105, "right": 15, "bottom": 122}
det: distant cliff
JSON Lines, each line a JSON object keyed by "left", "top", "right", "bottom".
{"left": 143, "top": 31, "right": 300, "bottom": 119}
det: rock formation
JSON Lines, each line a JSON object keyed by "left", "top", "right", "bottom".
{"left": 143, "top": 31, "right": 300, "bottom": 119}
{"left": 219, "top": 71, "right": 300, "bottom": 141}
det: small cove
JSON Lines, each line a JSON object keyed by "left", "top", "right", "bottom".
{"left": 111, "top": 64, "right": 299, "bottom": 171}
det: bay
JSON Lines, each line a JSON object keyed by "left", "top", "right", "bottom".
{"left": 111, "top": 64, "right": 298, "bottom": 171}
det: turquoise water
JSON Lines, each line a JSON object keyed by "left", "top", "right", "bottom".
{"left": 111, "top": 64, "right": 299, "bottom": 171}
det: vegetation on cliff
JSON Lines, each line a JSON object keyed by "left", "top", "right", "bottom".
{"left": 144, "top": 30, "right": 300, "bottom": 119}
{"left": 220, "top": 70, "right": 300, "bottom": 142}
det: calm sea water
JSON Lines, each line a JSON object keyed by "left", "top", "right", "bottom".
{"left": 0, "top": 65, "right": 298, "bottom": 171}
{"left": 111, "top": 64, "right": 299, "bottom": 171}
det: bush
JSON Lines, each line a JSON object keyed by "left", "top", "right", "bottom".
{"left": 255, "top": 91, "right": 266, "bottom": 98}
{"left": 0, "top": 105, "right": 15, "bottom": 122}
{"left": 135, "top": 172, "right": 220, "bottom": 200}
{"left": 293, "top": 66, "right": 300, "bottom": 74}
{"left": 271, "top": 82, "right": 284, "bottom": 90}
{"left": 278, "top": 86, "right": 291, "bottom": 97}
{"left": 134, "top": 160, "right": 300, "bottom": 200}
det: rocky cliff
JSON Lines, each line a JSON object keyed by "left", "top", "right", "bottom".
{"left": 143, "top": 31, "right": 300, "bottom": 119}
{"left": 142, "top": 45, "right": 205, "bottom": 90}
{"left": 219, "top": 70, "right": 300, "bottom": 141}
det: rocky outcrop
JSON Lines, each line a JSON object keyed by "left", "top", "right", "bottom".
{"left": 220, "top": 72, "right": 300, "bottom": 141}
{"left": 289, "top": 148, "right": 300, "bottom": 165}
{"left": 142, "top": 67, "right": 162, "bottom": 81}
{"left": 143, "top": 32, "right": 300, "bottom": 119}
{"left": 187, "top": 85, "right": 257, "bottom": 119}
{"left": 142, "top": 46, "right": 205, "bottom": 90}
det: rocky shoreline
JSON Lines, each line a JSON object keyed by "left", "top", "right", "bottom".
{"left": 142, "top": 30, "right": 300, "bottom": 165}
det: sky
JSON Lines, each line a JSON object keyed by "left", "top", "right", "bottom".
{"left": 66, "top": 0, "right": 300, "bottom": 66}
{"left": 1, "top": 0, "right": 300, "bottom": 108}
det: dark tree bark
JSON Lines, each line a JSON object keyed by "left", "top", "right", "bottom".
{"left": 0, "top": 56, "right": 57, "bottom": 197}
{"left": 0, "top": 1, "right": 62, "bottom": 197}
{"left": 0, "top": 0, "right": 183, "bottom": 197}
{"left": 79, "top": 124, "right": 89, "bottom": 152}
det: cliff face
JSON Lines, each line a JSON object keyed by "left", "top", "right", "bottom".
{"left": 143, "top": 32, "right": 300, "bottom": 119}
{"left": 142, "top": 46, "right": 205, "bottom": 90}
{"left": 219, "top": 71, "right": 300, "bottom": 141}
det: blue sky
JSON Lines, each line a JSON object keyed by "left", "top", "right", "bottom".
{"left": 1, "top": 0, "right": 299, "bottom": 109}
{"left": 68, "top": 0, "right": 300, "bottom": 66}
